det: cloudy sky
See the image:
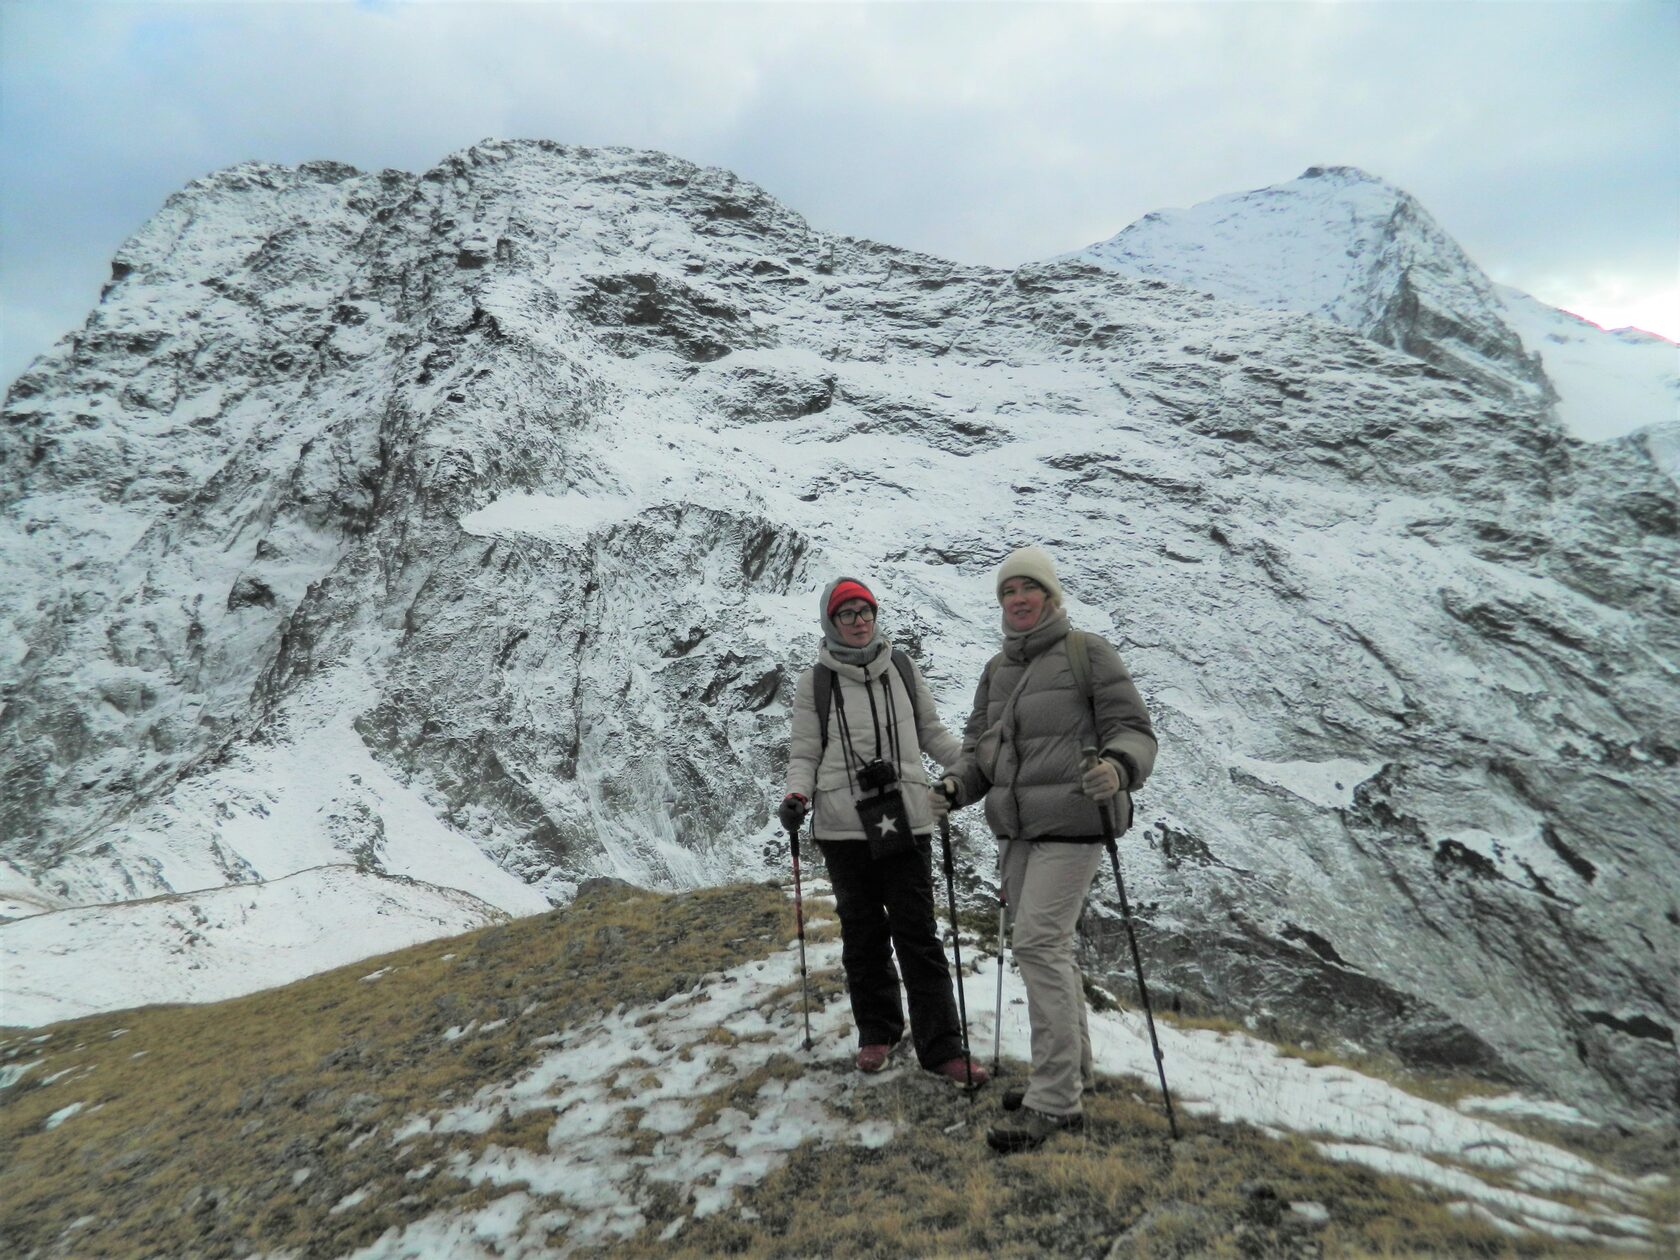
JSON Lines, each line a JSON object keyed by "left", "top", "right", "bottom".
{"left": 2, "top": 1, "right": 1676, "bottom": 385}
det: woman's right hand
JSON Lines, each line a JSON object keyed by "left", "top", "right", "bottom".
{"left": 778, "top": 793, "right": 809, "bottom": 832}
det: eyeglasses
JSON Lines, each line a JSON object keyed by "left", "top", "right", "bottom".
{"left": 834, "top": 607, "right": 877, "bottom": 626}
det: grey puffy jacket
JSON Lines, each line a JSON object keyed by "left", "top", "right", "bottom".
{"left": 953, "top": 615, "right": 1156, "bottom": 841}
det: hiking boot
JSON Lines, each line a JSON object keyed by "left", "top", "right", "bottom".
{"left": 986, "top": 1106, "right": 1085, "bottom": 1154}
{"left": 856, "top": 1042, "right": 899, "bottom": 1073}
{"left": 1002, "top": 1081, "right": 1094, "bottom": 1111}
{"left": 934, "top": 1056, "right": 989, "bottom": 1089}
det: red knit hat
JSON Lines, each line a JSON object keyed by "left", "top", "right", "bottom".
{"left": 826, "top": 578, "right": 877, "bottom": 619}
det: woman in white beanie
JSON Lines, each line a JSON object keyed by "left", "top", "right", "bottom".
{"left": 936, "top": 546, "right": 1157, "bottom": 1152}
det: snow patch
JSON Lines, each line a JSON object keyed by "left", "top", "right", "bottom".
{"left": 44, "top": 1102, "right": 85, "bottom": 1130}
{"left": 1458, "top": 1093, "right": 1594, "bottom": 1127}
{"left": 1229, "top": 755, "right": 1381, "bottom": 810}
{"left": 341, "top": 917, "right": 1656, "bottom": 1255}
{"left": 459, "top": 491, "right": 642, "bottom": 543}
{"left": 0, "top": 867, "right": 513, "bottom": 1026}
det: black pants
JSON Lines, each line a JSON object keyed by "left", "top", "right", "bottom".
{"left": 816, "top": 834, "right": 963, "bottom": 1068}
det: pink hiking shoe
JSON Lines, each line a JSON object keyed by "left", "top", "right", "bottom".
{"left": 856, "top": 1043, "right": 898, "bottom": 1073}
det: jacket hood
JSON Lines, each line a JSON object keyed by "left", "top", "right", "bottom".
{"left": 819, "top": 575, "right": 885, "bottom": 662}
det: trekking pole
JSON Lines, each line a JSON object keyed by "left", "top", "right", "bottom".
{"left": 788, "top": 818, "right": 814, "bottom": 1052}
{"left": 938, "top": 815, "right": 979, "bottom": 1097}
{"left": 992, "top": 842, "right": 1007, "bottom": 1074}
{"left": 1084, "top": 748, "right": 1179, "bottom": 1140}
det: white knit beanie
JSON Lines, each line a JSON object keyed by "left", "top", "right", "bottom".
{"left": 994, "top": 546, "right": 1064, "bottom": 605}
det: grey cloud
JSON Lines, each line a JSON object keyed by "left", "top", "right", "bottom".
{"left": 3, "top": 1, "right": 1675, "bottom": 382}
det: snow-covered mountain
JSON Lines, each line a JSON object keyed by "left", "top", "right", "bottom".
{"left": 2, "top": 142, "right": 1675, "bottom": 1127}
{"left": 1071, "top": 164, "right": 1678, "bottom": 443}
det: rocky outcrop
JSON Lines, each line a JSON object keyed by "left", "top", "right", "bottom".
{"left": 2, "top": 141, "right": 1675, "bottom": 1123}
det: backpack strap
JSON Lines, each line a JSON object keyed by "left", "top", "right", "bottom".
{"left": 889, "top": 649, "right": 923, "bottom": 732}
{"left": 1065, "top": 629, "right": 1093, "bottom": 702}
{"left": 815, "top": 664, "right": 834, "bottom": 758}
{"left": 1065, "top": 630, "right": 1101, "bottom": 748}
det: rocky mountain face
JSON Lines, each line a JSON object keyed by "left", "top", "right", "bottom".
{"left": 2, "top": 141, "right": 1675, "bottom": 1124}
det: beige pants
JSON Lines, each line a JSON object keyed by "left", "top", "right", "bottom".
{"left": 1001, "top": 839, "right": 1105, "bottom": 1117}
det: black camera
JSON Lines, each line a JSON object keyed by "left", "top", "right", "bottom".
{"left": 857, "top": 759, "right": 898, "bottom": 794}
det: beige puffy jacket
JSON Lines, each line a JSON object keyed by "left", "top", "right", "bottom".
{"left": 952, "top": 611, "right": 1156, "bottom": 841}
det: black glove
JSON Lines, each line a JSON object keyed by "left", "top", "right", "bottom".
{"left": 778, "top": 793, "right": 809, "bottom": 833}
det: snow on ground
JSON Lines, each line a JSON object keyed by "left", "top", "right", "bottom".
{"left": 0, "top": 651, "right": 561, "bottom": 1027}
{"left": 459, "top": 492, "right": 644, "bottom": 545}
{"left": 328, "top": 890, "right": 1666, "bottom": 1258}
{"left": 0, "top": 866, "right": 508, "bottom": 1026}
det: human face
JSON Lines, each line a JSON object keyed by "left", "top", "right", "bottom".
{"left": 1000, "top": 577, "right": 1048, "bottom": 632}
{"left": 833, "top": 598, "right": 877, "bottom": 647}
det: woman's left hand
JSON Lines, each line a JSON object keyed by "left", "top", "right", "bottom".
{"left": 929, "top": 776, "right": 960, "bottom": 816}
{"left": 1080, "top": 756, "right": 1122, "bottom": 801}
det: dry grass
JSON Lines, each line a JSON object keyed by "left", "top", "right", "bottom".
{"left": 602, "top": 1069, "right": 1624, "bottom": 1260}
{"left": 601, "top": 1068, "right": 1626, "bottom": 1260}
{"left": 0, "top": 881, "right": 791, "bottom": 1259}
{"left": 2, "top": 878, "right": 1664, "bottom": 1260}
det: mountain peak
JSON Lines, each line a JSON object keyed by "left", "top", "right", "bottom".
{"left": 1299, "top": 163, "right": 1392, "bottom": 186}
{"left": 1070, "top": 166, "right": 1549, "bottom": 402}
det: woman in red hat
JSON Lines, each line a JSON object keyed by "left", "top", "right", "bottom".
{"left": 780, "top": 576, "right": 988, "bottom": 1087}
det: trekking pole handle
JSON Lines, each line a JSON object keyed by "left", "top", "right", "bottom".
{"left": 1082, "top": 747, "right": 1117, "bottom": 843}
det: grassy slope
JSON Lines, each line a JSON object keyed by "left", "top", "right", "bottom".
{"left": 1, "top": 881, "right": 1666, "bottom": 1259}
